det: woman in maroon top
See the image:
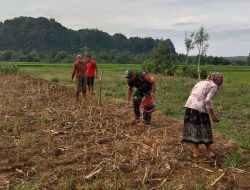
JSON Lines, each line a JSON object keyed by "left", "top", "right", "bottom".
{"left": 71, "top": 55, "right": 87, "bottom": 102}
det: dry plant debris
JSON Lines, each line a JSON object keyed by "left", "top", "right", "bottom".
{"left": 0, "top": 74, "right": 250, "bottom": 189}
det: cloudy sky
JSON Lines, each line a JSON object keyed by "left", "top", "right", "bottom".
{"left": 1, "top": 0, "right": 249, "bottom": 56}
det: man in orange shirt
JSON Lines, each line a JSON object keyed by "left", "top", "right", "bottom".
{"left": 71, "top": 55, "right": 87, "bottom": 101}
{"left": 86, "top": 55, "right": 98, "bottom": 95}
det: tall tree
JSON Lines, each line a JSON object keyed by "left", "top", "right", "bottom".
{"left": 195, "top": 26, "right": 209, "bottom": 80}
{"left": 184, "top": 31, "right": 195, "bottom": 64}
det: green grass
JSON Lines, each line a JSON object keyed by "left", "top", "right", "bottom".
{"left": 22, "top": 133, "right": 37, "bottom": 147}
{"left": 223, "top": 148, "right": 242, "bottom": 168}
{"left": 16, "top": 62, "right": 141, "bottom": 71}
{"left": 0, "top": 62, "right": 19, "bottom": 74}
{"left": 7, "top": 62, "right": 250, "bottom": 150}
{"left": 13, "top": 181, "right": 42, "bottom": 190}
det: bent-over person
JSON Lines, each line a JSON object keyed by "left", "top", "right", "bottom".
{"left": 182, "top": 72, "right": 224, "bottom": 158}
{"left": 125, "top": 70, "right": 155, "bottom": 125}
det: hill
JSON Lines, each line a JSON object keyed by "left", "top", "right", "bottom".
{"left": 0, "top": 16, "right": 175, "bottom": 54}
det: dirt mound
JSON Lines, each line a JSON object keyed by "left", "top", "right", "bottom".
{"left": 0, "top": 74, "right": 249, "bottom": 189}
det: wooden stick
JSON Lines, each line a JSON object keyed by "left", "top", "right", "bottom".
{"left": 193, "top": 164, "right": 214, "bottom": 173}
{"left": 230, "top": 167, "right": 250, "bottom": 174}
{"left": 211, "top": 172, "right": 225, "bottom": 186}
{"left": 121, "top": 131, "right": 152, "bottom": 150}
{"left": 98, "top": 70, "right": 104, "bottom": 105}
{"left": 142, "top": 166, "right": 150, "bottom": 185}
{"left": 85, "top": 168, "right": 102, "bottom": 179}
{"left": 157, "top": 178, "right": 168, "bottom": 189}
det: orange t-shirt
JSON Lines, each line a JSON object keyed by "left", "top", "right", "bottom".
{"left": 87, "top": 60, "right": 97, "bottom": 77}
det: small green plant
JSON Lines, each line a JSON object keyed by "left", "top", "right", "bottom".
{"left": 194, "top": 182, "right": 205, "bottom": 190}
{"left": 13, "top": 181, "right": 42, "bottom": 190}
{"left": 57, "top": 176, "right": 75, "bottom": 190}
{"left": 223, "top": 148, "right": 242, "bottom": 168}
{"left": 36, "top": 115, "right": 43, "bottom": 125}
{"left": 22, "top": 133, "right": 37, "bottom": 147}
{"left": 161, "top": 184, "right": 181, "bottom": 190}
{"left": 51, "top": 77, "right": 59, "bottom": 82}
{"left": 0, "top": 62, "right": 19, "bottom": 74}
{"left": 4, "top": 122, "right": 15, "bottom": 133}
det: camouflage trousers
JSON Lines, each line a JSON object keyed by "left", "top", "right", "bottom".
{"left": 133, "top": 89, "right": 151, "bottom": 123}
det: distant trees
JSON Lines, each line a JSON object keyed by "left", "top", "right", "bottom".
{"left": 0, "top": 17, "right": 248, "bottom": 66}
{"left": 142, "top": 40, "right": 177, "bottom": 75}
{"left": 0, "top": 16, "right": 177, "bottom": 64}
{"left": 0, "top": 17, "right": 168, "bottom": 55}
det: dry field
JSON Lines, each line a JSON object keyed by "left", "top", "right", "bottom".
{"left": 0, "top": 74, "right": 250, "bottom": 189}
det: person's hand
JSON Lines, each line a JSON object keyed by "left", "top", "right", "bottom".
{"left": 211, "top": 112, "right": 220, "bottom": 122}
{"left": 125, "top": 100, "right": 130, "bottom": 107}
{"left": 150, "top": 92, "right": 155, "bottom": 98}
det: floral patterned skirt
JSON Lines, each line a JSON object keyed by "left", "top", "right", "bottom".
{"left": 182, "top": 108, "right": 213, "bottom": 145}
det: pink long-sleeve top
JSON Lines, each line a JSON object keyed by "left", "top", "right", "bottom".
{"left": 185, "top": 80, "right": 218, "bottom": 113}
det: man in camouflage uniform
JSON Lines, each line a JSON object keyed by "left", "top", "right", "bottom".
{"left": 125, "top": 70, "right": 156, "bottom": 125}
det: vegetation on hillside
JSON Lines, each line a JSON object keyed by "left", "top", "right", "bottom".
{"left": 0, "top": 16, "right": 175, "bottom": 64}
{"left": 0, "top": 17, "right": 249, "bottom": 65}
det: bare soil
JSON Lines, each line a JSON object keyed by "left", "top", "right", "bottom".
{"left": 0, "top": 74, "right": 250, "bottom": 189}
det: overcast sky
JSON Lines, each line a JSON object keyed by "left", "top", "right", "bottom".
{"left": 0, "top": 0, "right": 249, "bottom": 56}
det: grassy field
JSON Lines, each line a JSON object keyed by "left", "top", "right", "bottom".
{"left": 7, "top": 62, "right": 250, "bottom": 149}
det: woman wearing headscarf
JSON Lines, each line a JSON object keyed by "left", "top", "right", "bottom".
{"left": 182, "top": 72, "right": 224, "bottom": 157}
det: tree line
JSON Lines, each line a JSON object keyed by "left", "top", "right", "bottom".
{"left": 0, "top": 17, "right": 249, "bottom": 66}
{"left": 0, "top": 16, "right": 175, "bottom": 63}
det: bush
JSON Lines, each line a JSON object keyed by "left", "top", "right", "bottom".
{"left": 200, "top": 69, "right": 208, "bottom": 79}
{"left": 142, "top": 59, "right": 177, "bottom": 76}
{"left": 164, "top": 64, "right": 178, "bottom": 76}
{"left": 51, "top": 78, "right": 59, "bottom": 82}
{"left": 0, "top": 62, "right": 19, "bottom": 74}
{"left": 182, "top": 65, "right": 208, "bottom": 79}
{"left": 142, "top": 60, "right": 156, "bottom": 72}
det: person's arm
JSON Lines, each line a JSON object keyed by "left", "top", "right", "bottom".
{"left": 150, "top": 82, "right": 155, "bottom": 98}
{"left": 126, "top": 87, "right": 133, "bottom": 106}
{"left": 71, "top": 64, "right": 76, "bottom": 81}
{"left": 205, "top": 85, "right": 219, "bottom": 122}
{"left": 209, "top": 109, "right": 219, "bottom": 122}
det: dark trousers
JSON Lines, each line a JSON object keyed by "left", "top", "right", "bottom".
{"left": 133, "top": 89, "right": 151, "bottom": 123}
